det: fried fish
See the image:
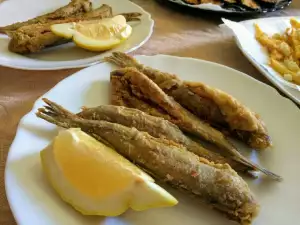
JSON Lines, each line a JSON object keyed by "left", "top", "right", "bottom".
{"left": 241, "top": 0, "right": 260, "bottom": 9}
{"left": 0, "top": 0, "right": 92, "bottom": 33}
{"left": 7, "top": 7, "right": 141, "bottom": 54}
{"left": 182, "top": 0, "right": 221, "bottom": 4}
{"left": 182, "top": 0, "right": 200, "bottom": 4}
{"left": 258, "top": 0, "right": 278, "bottom": 3}
{"left": 183, "top": 82, "right": 271, "bottom": 149}
{"left": 6, "top": 5, "right": 113, "bottom": 54}
{"left": 77, "top": 104, "right": 251, "bottom": 173}
{"left": 105, "top": 52, "right": 271, "bottom": 150}
{"left": 36, "top": 98, "right": 260, "bottom": 225}
{"left": 223, "top": 0, "right": 238, "bottom": 3}
{"left": 109, "top": 67, "right": 281, "bottom": 181}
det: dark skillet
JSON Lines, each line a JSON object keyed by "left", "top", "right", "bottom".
{"left": 160, "top": 0, "right": 292, "bottom": 15}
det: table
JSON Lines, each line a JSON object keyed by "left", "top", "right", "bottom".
{"left": 0, "top": 0, "right": 299, "bottom": 224}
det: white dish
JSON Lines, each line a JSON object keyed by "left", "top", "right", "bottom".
{"left": 0, "top": 0, "right": 153, "bottom": 70}
{"left": 222, "top": 17, "right": 300, "bottom": 105}
{"left": 6, "top": 55, "right": 300, "bottom": 225}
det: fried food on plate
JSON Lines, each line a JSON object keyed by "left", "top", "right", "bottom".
{"left": 258, "top": 0, "right": 278, "bottom": 3}
{"left": 41, "top": 128, "right": 177, "bottom": 216}
{"left": 182, "top": 0, "right": 221, "bottom": 4}
{"left": 105, "top": 52, "right": 272, "bottom": 150}
{"left": 255, "top": 20, "right": 300, "bottom": 85}
{"left": 0, "top": 0, "right": 92, "bottom": 33}
{"left": 200, "top": 0, "right": 221, "bottom": 4}
{"left": 110, "top": 67, "right": 237, "bottom": 152}
{"left": 241, "top": 0, "right": 260, "bottom": 9}
{"left": 76, "top": 104, "right": 252, "bottom": 174}
{"left": 182, "top": 81, "right": 271, "bottom": 150}
{"left": 182, "top": 0, "right": 200, "bottom": 4}
{"left": 224, "top": 0, "right": 237, "bottom": 3}
{"left": 7, "top": 4, "right": 113, "bottom": 54}
{"left": 109, "top": 67, "right": 281, "bottom": 180}
{"left": 7, "top": 6, "right": 141, "bottom": 54}
{"left": 36, "top": 99, "right": 260, "bottom": 224}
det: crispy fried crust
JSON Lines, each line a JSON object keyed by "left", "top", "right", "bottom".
{"left": 109, "top": 67, "right": 282, "bottom": 181}
{"left": 0, "top": 0, "right": 92, "bottom": 33}
{"left": 105, "top": 52, "right": 272, "bottom": 150}
{"left": 7, "top": 5, "right": 113, "bottom": 54}
{"left": 77, "top": 105, "right": 251, "bottom": 173}
{"left": 241, "top": 0, "right": 260, "bottom": 9}
{"left": 110, "top": 67, "right": 233, "bottom": 151}
{"left": 36, "top": 98, "right": 260, "bottom": 224}
{"left": 184, "top": 82, "right": 263, "bottom": 131}
{"left": 183, "top": 82, "right": 271, "bottom": 149}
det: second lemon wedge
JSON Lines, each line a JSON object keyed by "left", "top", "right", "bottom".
{"left": 40, "top": 128, "right": 177, "bottom": 216}
{"left": 50, "top": 15, "right": 132, "bottom": 51}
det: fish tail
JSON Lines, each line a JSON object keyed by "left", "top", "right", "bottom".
{"left": 233, "top": 156, "right": 282, "bottom": 181}
{"left": 0, "top": 28, "right": 6, "bottom": 34}
{"left": 36, "top": 98, "right": 78, "bottom": 128}
{"left": 118, "top": 12, "right": 142, "bottom": 22}
{"left": 104, "top": 52, "right": 140, "bottom": 68}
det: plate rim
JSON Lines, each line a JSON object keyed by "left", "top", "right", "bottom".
{"left": 5, "top": 54, "right": 300, "bottom": 225}
{"left": 0, "top": 0, "right": 154, "bottom": 71}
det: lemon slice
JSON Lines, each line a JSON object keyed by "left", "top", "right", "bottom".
{"left": 40, "top": 128, "right": 177, "bottom": 216}
{"left": 50, "top": 15, "right": 132, "bottom": 52}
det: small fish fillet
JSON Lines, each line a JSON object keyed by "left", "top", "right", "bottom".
{"left": 77, "top": 104, "right": 251, "bottom": 173}
{"left": 36, "top": 98, "right": 260, "bottom": 225}
{"left": 105, "top": 52, "right": 271, "bottom": 150}
{"left": 109, "top": 67, "right": 281, "bottom": 181}
{"left": 6, "top": 5, "right": 113, "bottom": 54}
{"left": 241, "top": 0, "right": 260, "bottom": 9}
{"left": 7, "top": 7, "right": 141, "bottom": 54}
{"left": 0, "top": 0, "right": 92, "bottom": 33}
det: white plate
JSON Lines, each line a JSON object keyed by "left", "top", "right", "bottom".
{"left": 6, "top": 55, "right": 300, "bottom": 225}
{"left": 222, "top": 17, "right": 300, "bottom": 105}
{"left": 0, "top": 0, "right": 153, "bottom": 70}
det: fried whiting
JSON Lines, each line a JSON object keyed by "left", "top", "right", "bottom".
{"left": 0, "top": 0, "right": 92, "bottom": 33}
{"left": 7, "top": 7, "right": 141, "bottom": 54}
{"left": 109, "top": 67, "right": 281, "bottom": 180}
{"left": 183, "top": 82, "right": 271, "bottom": 149}
{"left": 77, "top": 104, "right": 251, "bottom": 173}
{"left": 183, "top": 0, "right": 221, "bottom": 5}
{"left": 6, "top": 5, "right": 112, "bottom": 54}
{"left": 7, "top": 6, "right": 122, "bottom": 54}
{"left": 105, "top": 52, "right": 272, "bottom": 150}
{"left": 110, "top": 68, "right": 236, "bottom": 151}
{"left": 3, "top": 1, "right": 142, "bottom": 54}
{"left": 36, "top": 98, "right": 260, "bottom": 225}
{"left": 241, "top": 0, "right": 260, "bottom": 9}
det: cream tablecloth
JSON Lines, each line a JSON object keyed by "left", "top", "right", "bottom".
{"left": 0, "top": 0, "right": 299, "bottom": 224}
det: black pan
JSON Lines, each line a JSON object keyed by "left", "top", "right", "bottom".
{"left": 161, "top": 0, "right": 292, "bottom": 15}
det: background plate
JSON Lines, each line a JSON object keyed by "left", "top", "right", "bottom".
{"left": 222, "top": 17, "right": 300, "bottom": 105}
{"left": 163, "top": 0, "right": 292, "bottom": 15}
{"left": 6, "top": 55, "right": 300, "bottom": 225}
{"left": 0, "top": 0, "right": 154, "bottom": 70}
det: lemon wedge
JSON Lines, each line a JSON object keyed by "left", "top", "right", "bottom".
{"left": 40, "top": 128, "right": 178, "bottom": 216}
{"left": 50, "top": 15, "right": 132, "bottom": 52}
